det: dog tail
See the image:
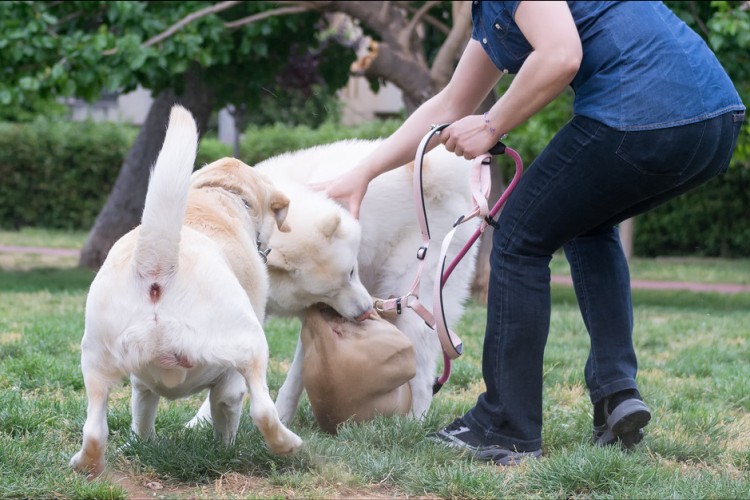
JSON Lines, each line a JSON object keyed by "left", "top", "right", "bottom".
{"left": 134, "top": 105, "right": 199, "bottom": 282}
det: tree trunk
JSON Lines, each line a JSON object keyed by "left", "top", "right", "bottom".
{"left": 78, "top": 67, "right": 215, "bottom": 269}
{"left": 619, "top": 218, "right": 634, "bottom": 261}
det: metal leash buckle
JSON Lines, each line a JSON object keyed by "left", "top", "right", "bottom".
{"left": 256, "top": 236, "right": 271, "bottom": 264}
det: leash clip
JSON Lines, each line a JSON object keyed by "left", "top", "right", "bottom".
{"left": 484, "top": 215, "right": 500, "bottom": 229}
{"left": 258, "top": 247, "right": 271, "bottom": 264}
{"left": 256, "top": 235, "right": 271, "bottom": 264}
{"left": 416, "top": 246, "right": 428, "bottom": 260}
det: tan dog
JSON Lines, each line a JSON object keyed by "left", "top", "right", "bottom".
{"left": 300, "top": 306, "right": 415, "bottom": 434}
{"left": 70, "top": 105, "right": 302, "bottom": 479}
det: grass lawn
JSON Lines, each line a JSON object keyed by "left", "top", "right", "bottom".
{"left": 1, "top": 229, "right": 748, "bottom": 498}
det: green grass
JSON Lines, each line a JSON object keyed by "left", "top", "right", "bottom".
{"left": 550, "top": 252, "right": 750, "bottom": 285}
{"left": 0, "top": 227, "right": 89, "bottom": 249}
{"left": 1, "top": 230, "right": 749, "bottom": 498}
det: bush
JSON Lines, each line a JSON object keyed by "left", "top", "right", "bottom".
{"left": 0, "top": 119, "right": 400, "bottom": 231}
{"left": 1, "top": 117, "right": 748, "bottom": 258}
{"left": 238, "top": 119, "right": 401, "bottom": 165}
{"left": 635, "top": 164, "right": 750, "bottom": 257}
{"left": 195, "top": 135, "right": 232, "bottom": 167}
{"left": 0, "top": 118, "right": 135, "bottom": 230}
{"left": 196, "top": 118, "right": 401, "bottom": 167}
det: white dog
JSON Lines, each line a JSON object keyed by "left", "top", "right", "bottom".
{"left": 70, "top": 105, "right": 302, "bottom": 479}
{"left": 257, "top": 140, "right": 479, "bottom": 424}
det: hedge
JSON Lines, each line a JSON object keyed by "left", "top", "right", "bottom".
{"left": 0, "top": 118, "right": 748, "bottom": 257}
{"left": 634, "top": 164, "right": 750, "bottom": 257}
{"left": 0, "top": 119, "right": 136, "bottom": 231}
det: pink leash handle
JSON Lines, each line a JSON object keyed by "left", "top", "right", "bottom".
{"left": 441, "top": 146, "right": 524, "bottom": 285}
{"left": 432, "top": 141, "right": 525, "bottom": 390}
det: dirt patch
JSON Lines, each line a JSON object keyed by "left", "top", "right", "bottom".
{"left": 107, "top": 470, "right": 198, "bottom": 499}
{"left": 106, "top": 468, "right": 434, "bottom": 499}
{"left": 0, "top": 332, "right": 22, "bottom": 344}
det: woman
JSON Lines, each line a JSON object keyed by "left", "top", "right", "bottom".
{"left": 318, "top": 1, "right": 745, "bottom": 465}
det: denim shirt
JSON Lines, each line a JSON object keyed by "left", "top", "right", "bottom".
{"left": 471, "top": 1, "right": 745, "bottom": 131}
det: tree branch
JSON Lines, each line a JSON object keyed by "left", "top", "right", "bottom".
{"left": 288, "top": 1, "right": 408, "bottom": 49}
{"left": 143, "top": 1, "right": 242, "bottom": 47}
{"left": 224, "top": 5, "right": 312, "bottom": 29}
{"left": 402, "top": 1, "right": 441, "bottom": 43}
{"left": 402, "top": 3, "right": 450, "bottom": 35}
{"left": 429, "top": 0, "right": 472, "bottom": 89}
{"left": 351, "top": 40, "right": 433, "bottom": 107}
{"left": 687, "top": 1, "right": 710, "bottom": 39}
{"left": 103, "top": 0, "right": 242, "bottom": 55}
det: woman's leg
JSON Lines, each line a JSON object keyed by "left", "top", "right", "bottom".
{"left": 460, "top": 111, "right": 742, "bottom": 452}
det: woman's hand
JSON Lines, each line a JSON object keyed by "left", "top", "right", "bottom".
{"left": 308, "top": 167, "right": 371, "bottom": 219}
{"left": 440, "top": 114, "right": 501, "bottom": 159}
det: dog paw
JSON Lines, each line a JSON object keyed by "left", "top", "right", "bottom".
{"left": 70, "top": 450, "right": 105, "bottom": 480}
{"left": 270, "top": 429, "right": 303, "bottom": 455}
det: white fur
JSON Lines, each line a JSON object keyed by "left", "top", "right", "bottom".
{"left": 259, "top": 140, "right": 478, "bottom": 423}
{"left": 69, "top": 106, "right": 302, "bottom": 480}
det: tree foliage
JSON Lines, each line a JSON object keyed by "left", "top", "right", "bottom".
{"left": 0, "top": 1, "right": 354, "bottom": 121}
{"left": 666, "top": 1, "right": 749, "bottom": 159}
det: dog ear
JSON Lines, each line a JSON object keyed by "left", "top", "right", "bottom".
{"left": 271, "top": 191, "right": 290, "bottom": 233}
{"left": 318, "top": 213, "right": 341, "bottom": 240}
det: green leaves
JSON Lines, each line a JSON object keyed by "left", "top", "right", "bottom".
{"left": 0, "top": 1, "right": 355, "bottom": 117}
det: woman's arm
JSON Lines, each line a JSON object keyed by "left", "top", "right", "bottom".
{"left": 318, "top": 40, "right": 503, "bottom": 217}
{"left": 441, "top": 1, "right": 582, "bottom": 159}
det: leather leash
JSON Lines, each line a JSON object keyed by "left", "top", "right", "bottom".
{"left": 375, "top": 124, "right": 524, "bottom": 393}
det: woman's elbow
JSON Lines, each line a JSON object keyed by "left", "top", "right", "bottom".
{"left": 554, "top": 46, "right": 582, "bottom": 82}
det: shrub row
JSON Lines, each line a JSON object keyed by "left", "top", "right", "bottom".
{"left": 634, "top": 164, "right": 750, "bottom": 257}
{"left": 0, "top": 119, "right": 136, "bottom": 231}
{"left": 0, "top": 118, "right": 400, "bottom": 232}
{"left": 0, "top": 118, "right": 747, "bottom": 257}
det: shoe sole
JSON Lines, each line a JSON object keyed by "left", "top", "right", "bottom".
{"left": 491, "top": 448, "right": 542, "bottom": 466}
{"left": 592, "top": 424, "right": 644, "bottom": 449}
{"left": 432, "top": 432, "right": 541, "bottom": 466}
{"left": 607, "top": 398, "right": 651, "bottom": 436}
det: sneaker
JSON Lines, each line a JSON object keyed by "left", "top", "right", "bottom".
{"left": 433, "top": 418, "right": 542, "bottom": 466}
{"left": 592, "top": 423, "right": 644, "bottom": 449}
{"left": 592, "top": 391, "right": 650, "bottom": 449}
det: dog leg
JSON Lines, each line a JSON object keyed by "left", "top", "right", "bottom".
{"left": 70, "top": 365, "right": 114, "bottom": 479}
{"left": 394, "top": 315, "right": 441, "bottom": 419}
{"left": 208, "top": 370, "right": 246, "bottom": 445}
{"left": 130, "top": 375, "right": 160, "bottom": 439}
{"left": 275, "top": 337, "right": 305, "bottom": 424}
{"left": 240, "top": 353, "right": 303, "bottom": 455}
{"left": 186, "top": 395, "right": 213, "bottom": 429}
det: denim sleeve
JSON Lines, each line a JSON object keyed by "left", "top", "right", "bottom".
{"left": 471, "top": 1, "right": 522, "bottom": 41}
{"left": 505, "top": 0, "right": 521, "bottom": 19}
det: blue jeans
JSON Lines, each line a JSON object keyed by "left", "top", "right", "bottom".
{"left": 463, "top": 110, "right": 745, "bottom": 452}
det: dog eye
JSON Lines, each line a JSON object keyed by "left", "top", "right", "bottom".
{"left": 349, "top": 268, "right": 354, "bottom": 280}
